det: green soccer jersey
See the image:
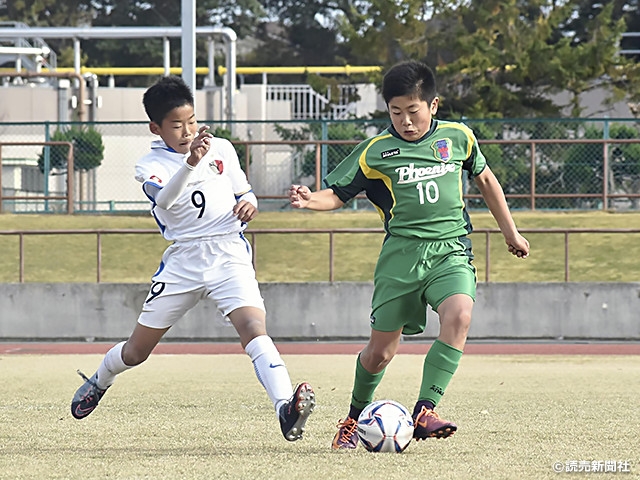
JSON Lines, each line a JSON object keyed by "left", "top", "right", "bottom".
{"left": 324, "top": 119, "right": 487, "bottom": 240}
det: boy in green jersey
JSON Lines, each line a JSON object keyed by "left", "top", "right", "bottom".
{"left": 288, "top": 60, "right": 530, "bottom": 450}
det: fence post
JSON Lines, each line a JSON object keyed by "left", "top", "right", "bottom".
{"left": 315, "top": 143, "right": 322, "bottom": 192}
{"left": 44, "top": 122, "right": 51, "bottom": 212}
{"left": 321, "top": 121, "right": 328, "bottom": 180}
{"left": 602, "top": 141, "right": 609, "bottom": 211}
{"left": 564, "top": 231, "right": 570, "bottom": 281}
{"left": 0, "top": 145, "right": 3, "bottom": 213}
{"left": 66, "top": 143, "right": 74, "bottom": 214}
{"left": 530, "top": 142, "right": 536, "bottom": 210}
{"left": 602, "top": 119, "right": 610, "bottom": 210}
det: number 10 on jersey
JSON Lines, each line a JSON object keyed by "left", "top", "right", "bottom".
{"left": 416, "top": 181, "right": 439, "bottom": 204}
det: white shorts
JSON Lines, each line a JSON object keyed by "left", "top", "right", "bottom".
{"left": 137, "top": 233, "right": 265, "bottom": 329}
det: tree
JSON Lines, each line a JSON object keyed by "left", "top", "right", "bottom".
{"left": 37, "top": 126, "right": 104, "bottom": 173}
{"left": 465, "top": 120, "right": 533, "bottom": 209}
{"left": 559, "top": 0, "right": 639, "bottom": 53}
{"left": 256, "top": 0, "right": 431, "bottom": 67}
{"left": 212, "top": 126, "right": 249, "bottom": 170}
{"left": 274, "top": 121, "right": 368, "bottom": 188}
{"left": 421, "top": 1, "right": 636, "bottom": 118}
{"left": 0, "top": 0, "right": 91, "bottom": 27}
{"left": 336, "top": 0, "right": 431, "bottom": 65}
{"left": 252, "top": 1, "right": 639, "bottom": 119}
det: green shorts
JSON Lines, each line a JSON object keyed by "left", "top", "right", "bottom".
{"left": 370, "top": 235, "right": 477, "bottom": 335}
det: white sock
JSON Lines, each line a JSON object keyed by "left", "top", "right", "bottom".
{"left": 95, "top": 341, "right": 132, "bottom": 389}
{"left": 244, "top": 335, "right": 294, "bottom": 412}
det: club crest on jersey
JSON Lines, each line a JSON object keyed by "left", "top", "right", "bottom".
{"left": 431, "top": 138, "right": 453, "bottom": 162}
{"left": 381, "top": 148, "right": 400, "bottom": 159}
{"left": 149, "top": 175, "right": 162, "bottom": 184}
{"left": 209, "top": 159, "right": 224, "bottom": 174}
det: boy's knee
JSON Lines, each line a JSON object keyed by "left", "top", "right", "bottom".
{"left": 446, "top": 312, "right": 471, "bottom": 331}
{"left": 121, "top": 345, "right": 150, "bottom": 366}
{"left": 456, "top": 311, "right": 472, "bottom": 328}
{"left": 439, "top": 303, "right": 472, "bottom": 328}
{"left": 362, "top": 347, "right": 394, "bottom": 371}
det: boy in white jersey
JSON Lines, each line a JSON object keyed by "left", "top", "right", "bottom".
{"left": 71, "top": 76, "right": 315, "bottom": 442}
{"left": 288, "top": 61, "right": 529, "bottom": 450}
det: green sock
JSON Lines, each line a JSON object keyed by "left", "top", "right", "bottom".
{"left": 418, "top": 339, "right": 463, "bottom": 406}
{"left": 350, "top": 353, "right": 386, "bottom": 410}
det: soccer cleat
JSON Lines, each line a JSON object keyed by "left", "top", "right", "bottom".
{"left": 412, "top": 406, "right": 457, "bottom": 440}
{"left": 71, "top": 370, "right": 109, "bottom": 420}
{"left": 279, "top": 382, "right": 316, "bottom": 441}
{"left": 331, "top": 417, "right": 359, "bottom": 450}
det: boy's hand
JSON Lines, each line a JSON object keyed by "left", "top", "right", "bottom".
{"left": 233, "top": 200, "right": 257, "bottom": 223}
{"left": 289, "top": 184, "right": 311, "bottom": 209}
{"left": 187, "top": 125, "right": 212, "bottom": 167}
{"left": 506, "top": 233, "right": 530, "bottom": 258}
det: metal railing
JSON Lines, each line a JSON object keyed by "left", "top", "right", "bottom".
{"left": 1, "top": 227, "right": 637, "bottom": 283}
{"left": 476, "top": 138, "right": 640, "bottom": 210}
{"left": 266, "top": 85, "right": 354, "bottom": 120}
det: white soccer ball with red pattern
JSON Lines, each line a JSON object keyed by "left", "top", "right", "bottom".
{"left": 357, "top": 400, "right": 414, "bottom": 452}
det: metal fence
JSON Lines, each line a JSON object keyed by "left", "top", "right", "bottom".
{"left": 0, "top": 140, "right": 74, "bottom": 213}
{"left": 0, "top": 118, "right": 639, "bottom": 213}
{"left": 2, "top": 227, "right": 637, "bottom": 283}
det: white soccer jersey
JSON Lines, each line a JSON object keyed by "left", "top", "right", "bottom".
{"left": 135, "top": 138, "right": 253, "bottom": 242}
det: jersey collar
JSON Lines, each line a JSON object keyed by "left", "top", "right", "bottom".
{"left": 150, "top": 139, "right": 179, "bottom": 153}
{"left": 388, "top": 119, "right": 438, "bottom": 144}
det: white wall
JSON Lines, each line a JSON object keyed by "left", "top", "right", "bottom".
{"left": 0, "top": 84, "right": 58, "bottom": 122}
{"left": 1, "top": 282, "right": 639, "bottom": 341}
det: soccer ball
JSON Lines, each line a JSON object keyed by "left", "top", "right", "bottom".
{"left": 357, "top": 400, "right": 414, "bottom": 452}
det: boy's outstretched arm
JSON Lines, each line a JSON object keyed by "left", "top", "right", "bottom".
{"left": 289, "top": 185, "right": 345, "bottom": 211}
{"left": 474, "top": 167, "right": 530, "bottom": 258}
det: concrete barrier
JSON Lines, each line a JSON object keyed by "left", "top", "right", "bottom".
{"left": 1, "top": 282, "right": 639, "bottom": 341}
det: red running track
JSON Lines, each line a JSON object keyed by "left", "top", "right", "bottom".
{"left": 1, "top": 342, "right": 639, "bottom": 355}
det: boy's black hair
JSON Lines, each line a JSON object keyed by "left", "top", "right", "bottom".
{"left": 382, "top": 60, "right": 437, "bottom": 105}
{"left": 143, "top": 76, "right": 194, "bottom": 124}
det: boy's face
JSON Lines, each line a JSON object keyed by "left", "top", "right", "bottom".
{"left": 387, "top": 95, "right": 439, "bottom": 142}
{"left": 149, "top": 104, "right": 199, "bottom": 154}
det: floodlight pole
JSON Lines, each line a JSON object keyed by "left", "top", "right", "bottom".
{"left": 181, "top": 0, "right": 196, "bottom": 106}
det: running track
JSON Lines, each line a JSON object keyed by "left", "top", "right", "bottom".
{"left": 1, "top": 342, "right": 639, "bottom": 355}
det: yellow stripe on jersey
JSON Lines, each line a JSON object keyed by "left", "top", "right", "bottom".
{"left": 435, "top": 122, "right": 475, "bottom": 160}
{"left": 457, "top": 163, "right": 465, "bottom": 207}
{"left": 358, "top": 133, "right": 396, "bottom": 222}
{"left": 435, "top": 121, "right": 474, "bottom": 220}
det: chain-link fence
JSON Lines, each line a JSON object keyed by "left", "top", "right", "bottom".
{"left": 1, "top": 118, "right": 639, "bottom": 213}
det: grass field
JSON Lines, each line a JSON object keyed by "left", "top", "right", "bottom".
{"left": 0, "top": 353, "right": 637, "bottom": 480}
{"left": 1, "top": 210, "right": 640, "bottom": 283}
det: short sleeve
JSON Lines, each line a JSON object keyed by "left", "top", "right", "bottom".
{"left": 462, "top": 128, "right": 487, "bottom": 177}
{"left": 323, "top": 140, "right": 371, "bottom": 202}
{"left": 135, "top": 158, "right": 169, "bottom": 201}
